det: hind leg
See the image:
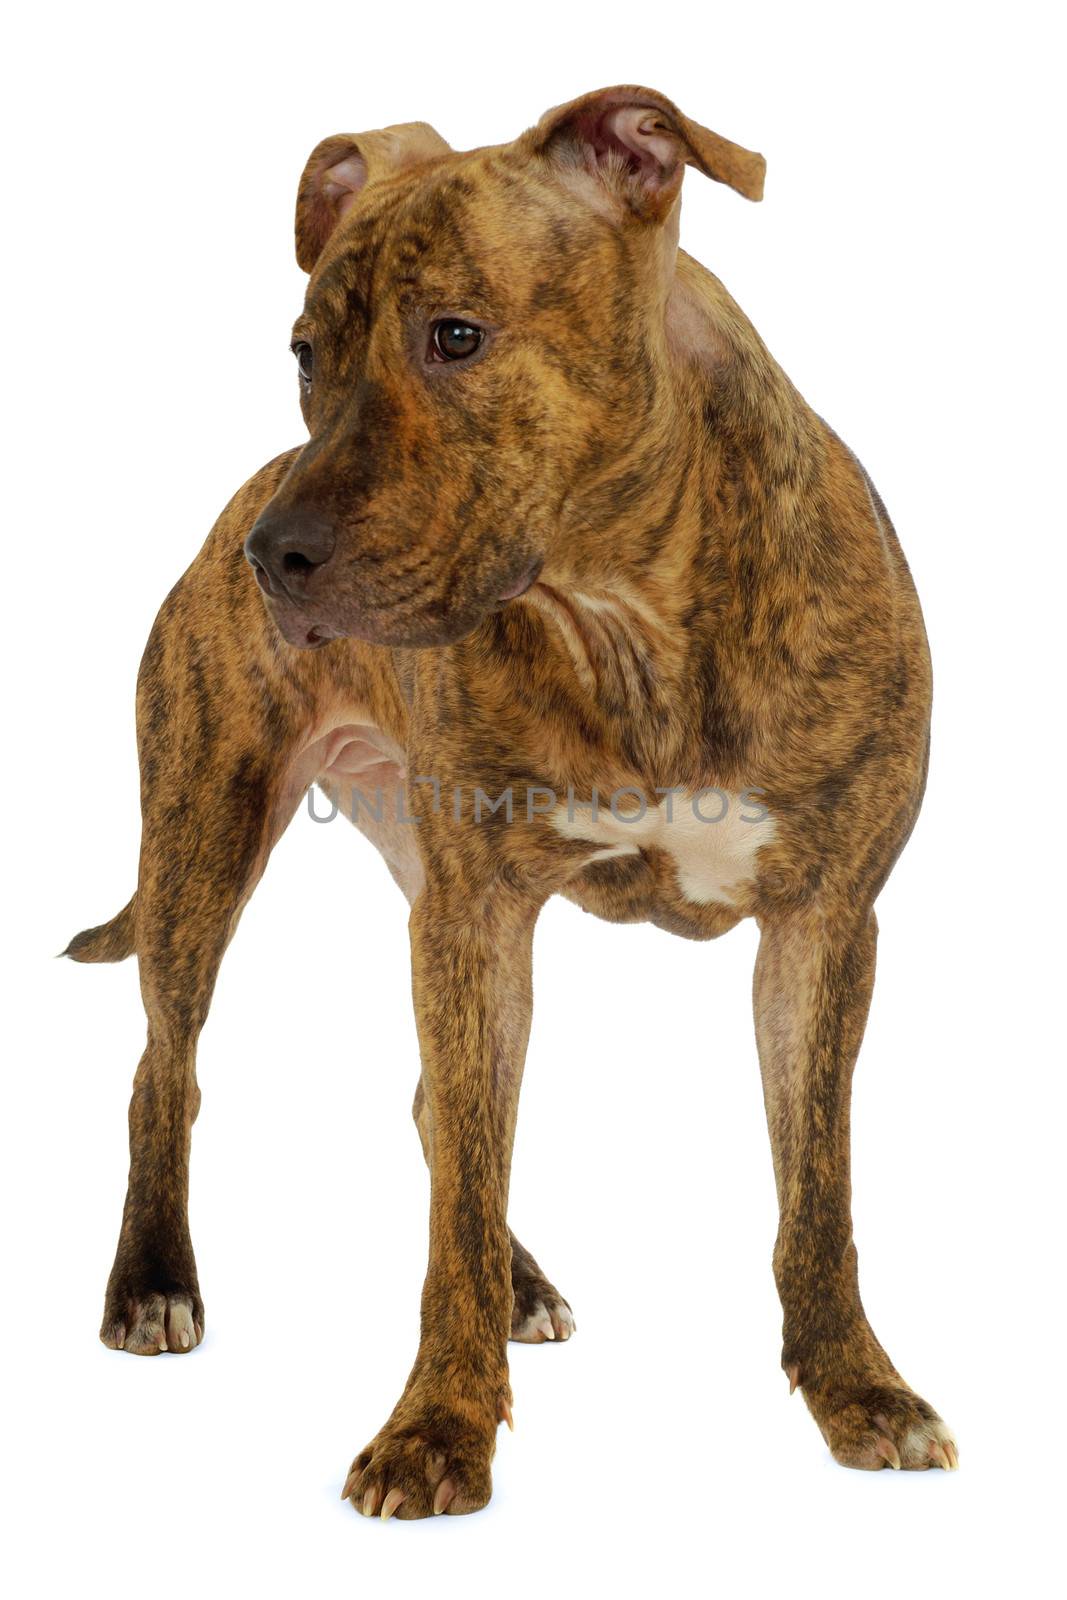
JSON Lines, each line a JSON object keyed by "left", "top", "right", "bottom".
{"left": 411, "top": 1078, "right": 574, "bottom": 1344}
{"left": 96, "top": 569, "right": 309, "bottom": 1355}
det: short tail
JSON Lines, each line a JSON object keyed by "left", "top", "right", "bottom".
{"left": 62, "top": 895, "right": 137, "bottom": 963}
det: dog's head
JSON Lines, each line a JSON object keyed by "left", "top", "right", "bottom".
{"left": 245, "top": 87, "right": 764, "bottom": 649}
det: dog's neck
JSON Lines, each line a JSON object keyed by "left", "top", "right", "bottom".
{"left": 536, "top": 256, "right": 826, "bottom": 610}
{"left": 461, "top": 249, "right": 850, "bottom": 788}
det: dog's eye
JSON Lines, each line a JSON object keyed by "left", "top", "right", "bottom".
{"left": 430, "top": 321, "right": 484, "bottom": 362}
{"left": 291, "top": 340, "right": 314, "bottom": 385}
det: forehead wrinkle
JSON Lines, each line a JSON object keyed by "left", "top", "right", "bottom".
{"left": 310, "top": 243, "right": 374, "bottom": 329}
{"left": 381, "top": 169, "right": 509, "bottom": 316}
{"left": 411, "top": 156, "right": 614, "bottom": 318}
{"left": 310, "top": 150, "right": 604, "bottom": 333}
{"left": 307, "top": 185, "right": 408, "bottom": 325}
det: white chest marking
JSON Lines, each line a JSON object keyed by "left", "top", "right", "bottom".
{"left": 551, "top": 790, "right": 775, "bottom": 907}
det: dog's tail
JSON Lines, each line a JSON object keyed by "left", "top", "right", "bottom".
{"left": 62, "top": 895, "right": 137, "bottom": 963}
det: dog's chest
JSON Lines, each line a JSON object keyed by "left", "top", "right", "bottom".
{"left": 551, "top": 787, "right": 775, "bottom": 910}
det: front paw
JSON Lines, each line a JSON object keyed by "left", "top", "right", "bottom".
{"left": 101, "top": 1287, "right": 203, "bottom": 1354}
{"left": 342, "top": 1396, "right": 506, "bottom": 1520}
{"left": 796, "top": 1368, "right": 958, "bottom": 1471}
{"left": 101, "top": 1242, "right": 203, "bottom": 1355}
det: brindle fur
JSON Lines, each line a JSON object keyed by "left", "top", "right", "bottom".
{"left": 66, "top": 87, "right": 956, "bottom": 1516}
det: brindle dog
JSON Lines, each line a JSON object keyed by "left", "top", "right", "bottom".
{"left": 66, "top": 86, "right": 958, "bottom": 1516}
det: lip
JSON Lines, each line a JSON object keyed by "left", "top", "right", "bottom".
{"left": 305, "top": 622, "right": 341, "bottom": 647}
{"left": 258, "top": 556, "right": 548, "bottom": 651}
{"left": 261, "top": 592, "right": 335, "bottom": 650}
{"left": 495, "top": 557, "right": 544, "bottom": 605}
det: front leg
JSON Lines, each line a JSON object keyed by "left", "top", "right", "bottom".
{"left": 344, "top": 879, "right": 537, "bottom": 1519}
{"left": 754, "top": 906, "right": 958, "bottom": 1471}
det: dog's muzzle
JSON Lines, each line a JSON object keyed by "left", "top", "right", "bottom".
{"left": 244, "top": 511, "right": 337, "bottom": 605}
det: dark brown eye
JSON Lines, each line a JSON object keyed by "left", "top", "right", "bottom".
{"left": 431, "top": 320, "right": 483, "bottom": 362}
{"left": 291, "top": 340, "right": 313, "bottom": 385}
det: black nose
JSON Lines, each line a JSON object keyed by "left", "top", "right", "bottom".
{"left": 244, "top": 510, "right": 337, "bottom": 600}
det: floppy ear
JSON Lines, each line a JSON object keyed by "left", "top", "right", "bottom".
{"left": 295, "top": 121, "right": 452, "bottom": 272}
{"left": 524, "top": 85, "right": 764, "bottom": 223}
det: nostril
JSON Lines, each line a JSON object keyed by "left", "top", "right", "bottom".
{"left": 283, "top": 550, "right": 316, "bottom": 577}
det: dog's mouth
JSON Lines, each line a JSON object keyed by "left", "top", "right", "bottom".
{"left": 305, "top": 621, "right": 343, "bottom": 649}
{"left": 492, "top": 558, "right": 544, "bottom": 606}
{"left": 260, "top": 557, "right": 545, "bottom": 651}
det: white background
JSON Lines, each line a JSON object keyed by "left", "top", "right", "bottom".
{"left": 2, "top": 2, "right": 1063, "bottom": 1594}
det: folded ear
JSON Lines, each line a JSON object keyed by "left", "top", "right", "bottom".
{"left": 524, "top": 86, "right": 764, "bottom": 223}
{"left": 295, "top": 121, "right": 452, "bottom": 271}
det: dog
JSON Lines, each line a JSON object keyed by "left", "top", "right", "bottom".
{"left": 65, "top": 85, "right": 958, "bottom": 1517}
